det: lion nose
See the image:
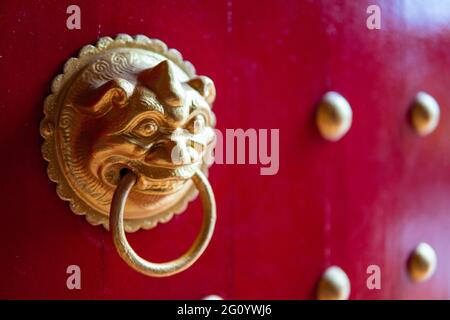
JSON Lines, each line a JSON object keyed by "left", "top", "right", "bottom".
{"left": 168, "top": 136, "right": 200, "bottom": 165}
{"left": 145, "top": 138, "right": 199, "bottom": 167}
{"left": 172, "top": 143, "right": 199, "bottom": 165}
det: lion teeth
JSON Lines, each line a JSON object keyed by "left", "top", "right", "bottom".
{"left": 136, "top": 176, "right": 184, "bottom": 192}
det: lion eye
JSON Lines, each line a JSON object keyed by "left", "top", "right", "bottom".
{"left": 132, "top": 119, "right": 158, "bottom": 138}
{"left": 188, "top": 115, "right": 206, "bottom": 134}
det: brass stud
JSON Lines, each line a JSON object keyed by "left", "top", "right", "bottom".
{"left": 203, "top": 295, "right": 223, "bottom": 300}
{"left": 317, "top": 266, "right": 351, "bottom": 300}
{"left": 408, "top": 242, "right": 437, "bottom": 282}
{"left": 316, "top": 91, "right": 353, "bottom": 141}
{"left": 410, "top": 92, "right": 440, "bottom": 136}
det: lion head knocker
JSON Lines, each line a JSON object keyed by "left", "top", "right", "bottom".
{"left": 41, "top": 35, "right": 217, "bottom": 276}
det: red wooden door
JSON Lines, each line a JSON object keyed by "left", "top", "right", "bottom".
{"left": 1, "top": 0, "right": 450, "bottom": 299}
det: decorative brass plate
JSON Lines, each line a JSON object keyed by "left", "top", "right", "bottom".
{"left": 40, "top": 34, "right": 216, "bottom": 232}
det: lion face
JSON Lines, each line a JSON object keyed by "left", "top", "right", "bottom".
{"left": 56, "top": 54, "right": 216, "bottom": 221}
{"left": 43, "top": 36, "right": 217, "bottom": 228}
{"left": 82, "top": 60, "right": 216, "bottom": 196}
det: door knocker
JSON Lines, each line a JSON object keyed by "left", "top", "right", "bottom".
{"left": 40, "top": 34, "right": 217, "bottom": 277}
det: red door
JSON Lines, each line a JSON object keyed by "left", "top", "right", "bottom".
{"left": 1, "top": 0, "right": 449, "bottom": 299}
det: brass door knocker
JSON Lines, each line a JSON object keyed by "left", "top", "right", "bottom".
{"left": 40, "top": 34, "right": 217, "bottom": 277}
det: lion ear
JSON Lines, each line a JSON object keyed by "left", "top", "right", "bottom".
{"left": 76, "top": 79, "right": 134, "bottom": 116}
{"left": 186, "top": 76, "right": 216, "bottom": 105}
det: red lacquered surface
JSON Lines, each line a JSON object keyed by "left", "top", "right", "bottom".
{"left": 0, "top": 0, "right": 449, "bottom": 299}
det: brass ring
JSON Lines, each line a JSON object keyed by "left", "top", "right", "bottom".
{"left": 110, "top": 170, "right": 216, "bottom": 277}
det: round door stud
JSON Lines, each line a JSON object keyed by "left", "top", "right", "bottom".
{"left": 410, "top": 92, "right": 440, "bottom": 136}
{"left": 408, "top": 242, "right": 437, "bottom": 282}
{"left": 202, "top": 295, "right": 223, "bottom": 300}
{"left": 317, "top": 266, "right": 351, "bottom": 300}
{"left": 316, "top": 91, "right": 353, "bottom": 141}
